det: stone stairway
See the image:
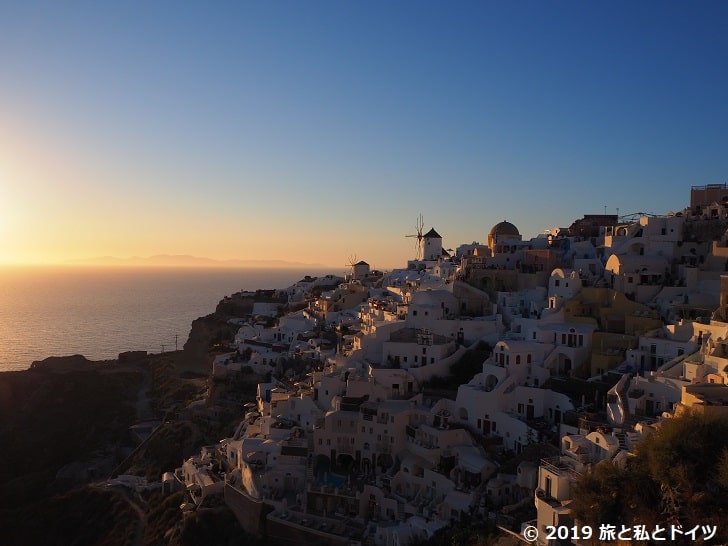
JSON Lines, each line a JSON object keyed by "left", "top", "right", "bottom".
{"left": 614, "top": 431, "right": 628, "bottom": 451}
{"left": 306, "top": 459, "right": 315, "bottom": 489}
{"left": 626, "top": 431, "right": 641, "bottom": 446}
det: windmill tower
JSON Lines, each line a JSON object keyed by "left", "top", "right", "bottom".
{"left": 422, "top": 228, "right": 443, "bottom": 261}
{"left": 405, "top": 214, "right": 425, "bottom": 260}
{"left": 346, "top": 254, "right": 369, "bottom": 281}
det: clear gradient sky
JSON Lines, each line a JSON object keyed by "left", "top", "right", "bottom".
{"left": 1, "top": 1, "right": 726, "bottom": 269}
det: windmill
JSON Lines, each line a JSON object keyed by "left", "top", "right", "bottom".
{"left": 345, "top": 254, "right": 359, "bottom": 280}
{"left": 405, "top": 214, "right": 425, "bottom": 260}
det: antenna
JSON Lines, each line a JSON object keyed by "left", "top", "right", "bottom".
{"left": 405, "top": 214, "right": 425, "bottom": 260}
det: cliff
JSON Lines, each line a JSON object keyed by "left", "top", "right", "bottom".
{"left": 0, "top": 290, "right": 263, "bottom": 545}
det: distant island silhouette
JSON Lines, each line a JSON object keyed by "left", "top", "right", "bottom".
{"left": 62, "top": 254, "right": 333, "bottom": 268}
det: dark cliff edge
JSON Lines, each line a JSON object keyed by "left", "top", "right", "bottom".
{"left": 0, "top": 292, "right": 267, "bottom": 546}
{"left": 0, "top": 356, "right": 143, "bottom": 544}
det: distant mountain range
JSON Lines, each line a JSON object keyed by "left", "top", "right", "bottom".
{"left": 64, "top": 254, "right": 332, "bottom": 269}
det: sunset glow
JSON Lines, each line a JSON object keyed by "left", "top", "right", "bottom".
{"left": 0, "top": 2, "right": 725, "bottom": 269}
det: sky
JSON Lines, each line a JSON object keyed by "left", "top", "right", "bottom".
{"left": 0, "top": 1, "right": 726, "bottom": 270}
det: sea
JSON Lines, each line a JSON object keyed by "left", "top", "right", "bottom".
{"left": 0, "top": 266, "right": 328, "bottom": 372}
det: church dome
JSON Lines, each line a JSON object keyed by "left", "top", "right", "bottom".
{"left": 489, "top": 221, "right": 520, "bottom": 238}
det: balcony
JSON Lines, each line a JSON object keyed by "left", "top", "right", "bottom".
{"left": 540, "top": 456, "right": 582, "bottom": 480}
{"left": 535, "top": 488, "right": 565, "bottom": 509}
{"left": 360, "top": 405, "right": 377, "bottom": 420}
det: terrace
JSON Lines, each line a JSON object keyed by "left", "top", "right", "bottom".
{"left": 540, "top": 456, "right": 582, "bottom": 480}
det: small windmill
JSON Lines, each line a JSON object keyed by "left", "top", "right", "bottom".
{"left": 345, "top": 254, "right": 359, "bottom": 280}
{"left": 405, "top": 214, "right": 425, "bottom": 260}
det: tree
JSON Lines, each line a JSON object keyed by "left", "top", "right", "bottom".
{"left": 635, "top": 412, "right": 728, "bottom": 528}
{"left": 570, "top": 412, "right": 728, "bottom": 544}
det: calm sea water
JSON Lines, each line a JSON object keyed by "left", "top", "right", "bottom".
{"left": 0, "top": 266, "right": 324, "bottom": 372}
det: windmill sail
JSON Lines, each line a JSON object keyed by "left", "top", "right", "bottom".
{"left": 405, "top": 214, "right": 425, "bottom": 260}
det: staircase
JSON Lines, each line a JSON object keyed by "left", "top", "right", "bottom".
{"left": 306, "top": 458, "right": 315, "bottom": 489}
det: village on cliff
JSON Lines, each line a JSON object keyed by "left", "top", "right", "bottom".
{"left": 163, "top": 184, "right": 728, "bottom": 545}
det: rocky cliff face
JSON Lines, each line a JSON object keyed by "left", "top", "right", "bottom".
{"left": 0, "top": 289, "right": 270, "bottom": 544}
{"left": 0, "top": 364, "right": 142, "bottom": 508}
{"left": 180, "top": 313, "right": 238, "bottom": 374}
{"left": 179, "top": 290, "right": 283, "bottom": 374}
{"left": 30, "top": 354, "right": 106, "bottom": 371}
